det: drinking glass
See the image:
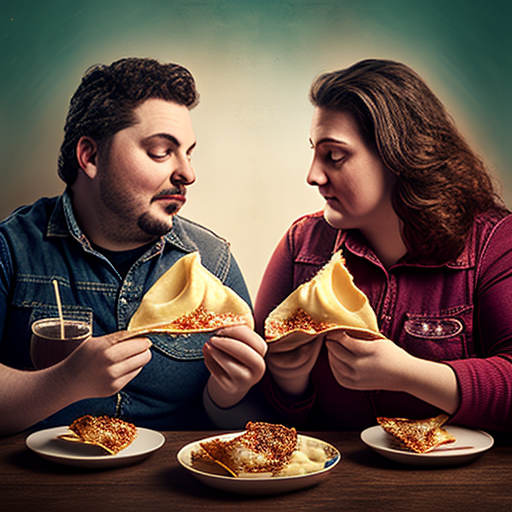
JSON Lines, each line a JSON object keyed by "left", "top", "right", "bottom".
{"left": 30, "top": 317, "right": 92, "bottom": 370}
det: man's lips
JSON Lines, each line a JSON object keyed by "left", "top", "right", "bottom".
{"left": 154, "top": 194, "right": 186, "bottom": 202}
{"left": 152, "top": 188, "right": 187, "bottom": 204}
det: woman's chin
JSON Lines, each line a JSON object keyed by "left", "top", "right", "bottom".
{"left": 323, "top": 206, "right": 345, "bottom": 230}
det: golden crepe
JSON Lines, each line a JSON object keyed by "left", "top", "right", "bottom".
{"left": 265, "top": 250, "right": 383, "bottom": 344}
{"left": 377, "top": 414, "right": 456, "bottom": 453}
{"left": 127, "top": 252, "right": 254, "bottom": 335}
{"left": 191, "top": 421, "right": 298, "bottom": 476}
{"left": 57, "top": 415, "right": 138, "bottom": 455}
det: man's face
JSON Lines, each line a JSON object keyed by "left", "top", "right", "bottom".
{"left": 95, "top": 98, "right": 196, "bottom": 247}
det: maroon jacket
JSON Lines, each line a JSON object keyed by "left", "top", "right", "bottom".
{"left": 255, "top": 211, "right": 512, "bottom": 432}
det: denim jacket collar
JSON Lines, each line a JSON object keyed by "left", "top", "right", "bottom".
{"left": 46, "top": 190, "right": 199, "bottom": 255}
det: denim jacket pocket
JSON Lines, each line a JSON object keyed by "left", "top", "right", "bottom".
{"left": 399, "top": 305, "right": 474, "bottom": 361}
{"left": 148, "top": 332, "right": 210, "bottom": 361}
{"left": 29, "top": 304, "right": 93, "bottom": 326}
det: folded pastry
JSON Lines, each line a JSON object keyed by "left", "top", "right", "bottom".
{"left": 191, "top": 421, "right": 298, "bottom": 476}
{"left": 265, "top": 251, "right": 383, "bottom": 343}
{"left": 377, "top": 414, "right": 456, "bottom": 453}
{"left": 127, "top": 252, "right": 254, "bottom": 335}
{"left": 57, "top": 415, "right": 138, "bottom": 455}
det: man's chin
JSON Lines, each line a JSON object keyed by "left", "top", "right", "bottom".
{"left": 137, "top": 212, "right": 174, "bottom": 237}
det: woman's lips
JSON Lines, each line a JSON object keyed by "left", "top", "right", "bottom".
{"left": 323, "top": 195, "right": 338, "bottom": 206}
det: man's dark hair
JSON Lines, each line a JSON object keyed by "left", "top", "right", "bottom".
{"left": 58, "top": 57, "right": 199, "bottom": 185}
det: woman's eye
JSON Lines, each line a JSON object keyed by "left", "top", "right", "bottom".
{"left": 328, "top": 149, "right": 345, "bottom": 162}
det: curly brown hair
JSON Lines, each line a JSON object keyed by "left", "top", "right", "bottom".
{"left": 309, "top": 59, "right": 508, "bottom": 263}
{"left": 58, "top": 57, "right": 199, "bottom": 185}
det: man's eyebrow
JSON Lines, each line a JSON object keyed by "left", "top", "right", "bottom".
{"left": 145, "top": 133, "right": 196, "bottom": 152}
{"left": 145, "top": 133, "right": 180, "bottom": 145}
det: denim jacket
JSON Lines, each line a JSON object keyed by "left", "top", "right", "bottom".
{"left": 0, "top": 191, "right": 252, "bottom": 430}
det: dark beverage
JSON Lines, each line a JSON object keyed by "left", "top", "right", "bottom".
{"left": 30, "top": 319, "right": 91, "bottom": 370}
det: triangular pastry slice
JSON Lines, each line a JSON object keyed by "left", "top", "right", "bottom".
{"left": 377, "top": 414, "right": 456, "bottom": 453}
{"left": 191, "top": 421, "right": 298, "bottom": 476}
{"left": 127, "top": 252, "right": 254, "bottom": 335}
{"left": 57, "top": 415, "right": 138, "bottom": 455}
{"left": 265, "top": 251, "right": 383, "bottom": 343}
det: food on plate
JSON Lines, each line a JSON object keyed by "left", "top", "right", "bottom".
{"left": 127, "top": 251, "right": 254, "bottom": 335}
{"left": 377, "top": 414, "right": 456, "bottom": 453}
{"left": 265, "top": 250, "right": 383, "bottom": 342}
{"left": 191, "top": 421, "right": 336, "bottom": 477}
{"left": 57, "top": 415, "right": 138, "bottom": 455}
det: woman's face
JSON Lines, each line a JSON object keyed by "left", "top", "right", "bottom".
{"left": 307, "top": 107, "right": 397, "bottom": 235}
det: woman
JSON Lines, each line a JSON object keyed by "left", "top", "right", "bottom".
{"left": 254, "top": 59, "right": 512, "bottom": 432}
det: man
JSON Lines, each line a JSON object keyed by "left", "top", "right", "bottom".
{"left": 0, "top": 58, "right": 267, "bottom": 435}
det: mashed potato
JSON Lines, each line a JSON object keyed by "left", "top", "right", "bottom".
{"left": 237, "top": 437, "right": 332, "bottom": 478}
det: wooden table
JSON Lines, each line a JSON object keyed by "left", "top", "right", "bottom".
{"left": 1, "top": 430, "right": 511, "bottom": 512}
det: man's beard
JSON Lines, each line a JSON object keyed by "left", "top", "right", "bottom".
{"left": 137, "top": 201, "right": 180, "bottom": 237}
{"left": 98, "top": 171, "right": 183, "bottom": 244}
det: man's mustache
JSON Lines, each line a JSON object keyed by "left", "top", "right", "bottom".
{"left": 152, "top": 187, "right": 187, "bottom": 200}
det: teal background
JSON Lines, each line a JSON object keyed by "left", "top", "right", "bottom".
{"left": 1, "top": 0, "right": 511, "bottom": 296}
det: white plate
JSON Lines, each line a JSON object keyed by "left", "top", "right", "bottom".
{"left": 360, "top": 424, "right": 494, "bottom": 466}
{"left": 26, "top": 426, "right": 165, "bottom": 468}
{"left": 177, "top": 432, "right": 341, "bottom": 495}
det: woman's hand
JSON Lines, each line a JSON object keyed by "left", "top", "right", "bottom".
{"left": 325, "top": 331, "right": 460, "bottom": 414}
{"left": 325, "top": 331, "right": 413, "bottom": 391}
{"left": 203, "top": 325, "right": 267, "bottom": 408}
{"left": 56, "top": 331, "right": 153, "bottom": 400}
{"left": 265, "top": 335, "right": 324, "bottom": 398}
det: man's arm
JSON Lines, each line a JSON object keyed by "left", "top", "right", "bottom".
{"left": 0, "top": 332, "right": 152, "bottom": 436}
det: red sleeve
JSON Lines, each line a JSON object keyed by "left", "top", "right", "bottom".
{"left": 254, "top": 231, "right": 295, "bottom": 337}
{"left": 447, "top": 216, "right": 512, "bottom": 432}
{"left": 254, "top": 227, "right": 318, "bottom": 426}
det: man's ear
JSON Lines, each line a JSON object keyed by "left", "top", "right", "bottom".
{"left": 76, "top": 136, "right": 99, "bottom": 179}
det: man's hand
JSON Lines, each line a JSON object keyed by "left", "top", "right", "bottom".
{"left": 203, "top": 325, "right": 267, "bottom": 408}
{"left": 0, "top": 331, "right": 153, "bottom": 436}
{"left": 56, "top": 331, "right": 153, "bottom": 400}
{"left": 265, "top": 335, "right": 324, "bottom": 398}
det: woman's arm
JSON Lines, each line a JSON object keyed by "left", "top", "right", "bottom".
{"left": 254, "top": 231, "right": 323, "bottom": 422}
{"left": 445, "top": 216, "right": 512, "bottom": 431}
{"left": 325, "top": 333, "right": 459, "bottom": 413}
{"left": 254, "top": 233, "right": 296, "bottom": 335}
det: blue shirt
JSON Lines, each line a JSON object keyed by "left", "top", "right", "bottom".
{"left": 0, "top": 191, "right": 252, "bottom": 430}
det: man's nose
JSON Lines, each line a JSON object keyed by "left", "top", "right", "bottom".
{"left": 170, "top": 156, "right": 196, "bottom": 186}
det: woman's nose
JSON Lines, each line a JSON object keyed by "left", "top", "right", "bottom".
{"left": 306, "top": 159, "right": 328, "bottom": 187}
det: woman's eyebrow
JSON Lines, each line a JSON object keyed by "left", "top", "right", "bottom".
{"left": 309, "top": 137, "right": 349, "bottom": 147}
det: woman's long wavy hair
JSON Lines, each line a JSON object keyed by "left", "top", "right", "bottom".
{"left": 309, "top": 59, "right": 509, "bottom": 263}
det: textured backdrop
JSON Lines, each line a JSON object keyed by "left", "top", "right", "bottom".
{"left": 2, "top": 0, "right": 511, "bottom": 297}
